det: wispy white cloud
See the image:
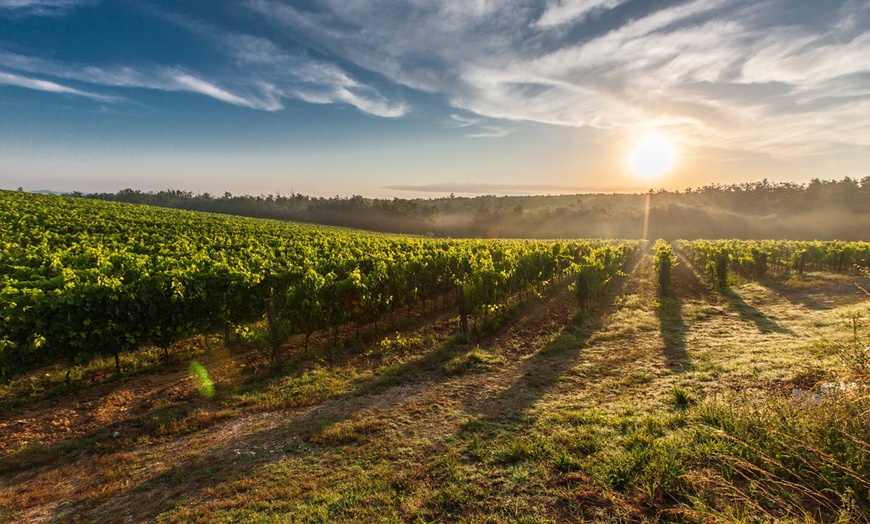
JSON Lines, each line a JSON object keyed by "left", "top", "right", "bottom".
{"left": 448, "top": 114, "right": 480, "bottom": 127}
{"left": 2, "top": 0, "right": 866, "bottom": 154}
{"left": 332, "top": 86, "right": 408, "bottom": 117}
{"left": 170, "top": 71, "right": 282, "bottom": 110}
{"left": 466, "top": 125, "right": 512, "bottom": 138}
{"left": 0, "top": 0, "right": 94, "bottom": 16}
{"left": 445, "top": 112, "right": 513, "bottom": 137}
{"left": 0, "top": 4, "right": 409, "bottom": 117}
{"left": 149, "top": 7, "right": 408, "bottom": 117}
{"left": 533, "top": 0, "right": 628, "bottom": 28}
{"left": 0, "top": 50, "right": 283, "bottom": 110}
{"left": 0, "top": 70, "right": 117, "bottom": 101}
{"left": 742, "top": 32, "right": 870, "bottom": 85}
{"left": 248, "top": 0, "right": 870, "bottom": 156}
{"left": 384, "top": 181, "right": 607, "bottom": 194}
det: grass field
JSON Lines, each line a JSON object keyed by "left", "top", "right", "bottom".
{"left": 1, "top": 253, "right": 868, "bottom": 523}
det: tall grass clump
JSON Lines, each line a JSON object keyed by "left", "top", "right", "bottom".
{"left": 670, "top": 386, "right": 691, "bottom": 409}
{"left": 653, "top": 240, "right": 676, "bottom": 297}
{"left": 832, "top": 311, "right": 870, "bottom": 381}
{"left": 692, "top": 326, "right": 870, "bottom": 522}
{"left": 695, "top": 393, "right": 869, "bottom": 522}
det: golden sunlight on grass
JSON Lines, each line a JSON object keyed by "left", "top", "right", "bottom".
{"left": 629, "top": 137, "right": 675, "bottom": 179}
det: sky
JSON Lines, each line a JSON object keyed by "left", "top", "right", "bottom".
{"left": 0, "top": 0, "right": 867, "bottom": 198}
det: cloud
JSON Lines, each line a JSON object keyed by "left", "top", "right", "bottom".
{"left": 448, "top": 114, "right": 480, "bottom": 127}
{"left": 170, "top": 71, "right": 282, "bottom": 110}
{"left": 0, "top": 0, "right": 94, "bottom": 16}
{"left": 446, "top": 113, "right": 512, "bottom": 137}
{"left": 248, "top": 0, "right": 870, "bottom": 156}
{"left": 0, "top": 70, "right": 117, "bottom": 101}
{"left": 533, "top": 0, "right": 629, "bottom": 28}
{"left": 0, "top": 4, "right": 409, "bottom": 116}
{"left": 0, "top": 50, "right": 284, "bottom": 110}
{"left": 384, "top": 182, "right": 614, "bottom": 194}
{"left": 466, "top": 125, "right": 512, "bottom": 138}
{"left": 148, "top": 7, "right": 408, "bottom": 117}
{"left": 742, "top": 32, "right": 870, "bottom": 84}
{"left": 3, "top": 0, "right": 866, "bottom": 149}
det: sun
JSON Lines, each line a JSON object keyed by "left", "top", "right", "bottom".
{"left": 629, "top": 137, "right": 675, "bottom": 178}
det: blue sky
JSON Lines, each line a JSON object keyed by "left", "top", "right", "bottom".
{"left": 0, "top": 0, "right": 867, "bottom": 197}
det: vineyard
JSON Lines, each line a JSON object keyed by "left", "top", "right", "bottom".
{"left": 1, "top": 191, "right": 869, "bottom": 523}
{"left": 0, "top": 190, "right": 638, "bottom": 375}
{"left": 675, "top": 239, "right": 870, "bottom": 288}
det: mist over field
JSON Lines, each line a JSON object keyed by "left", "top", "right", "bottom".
{"left": 82, "top": 177, "right": 870, "bottom": 240}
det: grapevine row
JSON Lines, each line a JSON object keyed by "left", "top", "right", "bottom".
{"left": 675, "top": 239, "right": 870, "bottom": 287}
{"left": 0, "top": 191, "right": 636, "bottom": 374}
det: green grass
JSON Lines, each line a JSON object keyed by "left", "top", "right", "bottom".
{"left": 671, "top": 386, "right": 692, "bottom": 409}
{"left": 442, "top": 346, "right": 505, "bottom": 375}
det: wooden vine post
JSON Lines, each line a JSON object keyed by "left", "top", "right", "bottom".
{"left": 265, "top": 297, "right": 282, "bottom": 366}
{"left": 456, "top": 285, "right": 468, "bottom": 335}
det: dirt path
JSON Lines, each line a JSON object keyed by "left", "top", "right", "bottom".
{"left": 0, "top": 342, "right": 262, "bottom": 457}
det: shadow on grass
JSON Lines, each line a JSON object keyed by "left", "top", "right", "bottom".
{"left": 655, "top": 299, "right": 690, "bottom": 372}
{"left": 671, "top": 252, "right": 793, "bottom": 335}
{"left": 721, "top": 288, "right": 795, "bottom": 335}
{"left": 0, "top": 344, "right": 473, "bottom": 521}
{"left": 4, "top": 289, "right": 574, "bottom": 522}
{"left": 0, "top": 346, "right": 200, "bottom": 414}
{"left": 466, "top": 259, "right": 640, "bottom": 425}
{"left": 761, "top": 275, "right": 870, "bottom": 312}
{"left": 653, "top": 255, "right": 705, "bottom": 373}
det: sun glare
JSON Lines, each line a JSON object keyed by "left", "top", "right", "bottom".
{"left": 629, "top": 137, "right": 675, "bottom": 178}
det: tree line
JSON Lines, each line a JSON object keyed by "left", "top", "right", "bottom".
{"left": 75, "top": 177, "right": 870, "bottom": 240}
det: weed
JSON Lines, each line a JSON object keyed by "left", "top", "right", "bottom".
{"left": 143, "top": 406, "right": 230, "bottom": 436}
{"left": 692, "top": 392, "right": 870, "bottom": 522}
{"left": 465, "top": 437, "right": 487, "bottom": 462}
{"left": 311, "top": 418, "right": 388, "bottom": 446}
{"left": 553, "top": 451, "right": 582, "bottom": 472}
{"left": 637, "top": 437, "right": 689, "bottom": 501}
{"left": 494, "top": 435, "right": 551, "bottom": 464}
{"left": 538, "top": 332, "right": 580, "bottom": 357}
{"left": 830, "top": 310, "right": 870, "bottom": 380}
{"left": 598, "top": 446, "right": 648, "bottom": 490}
{"left": 442, "top": 346, "right": 504, "bottom": 375}
{"left": 427, "top": 480, "right": 482, "bottom": 515}
{"left": 552, "top": 427, "right": 603, "bottom": 455}
{"left": 232, "top": 365, "right": 351, "bottom": 409}
{"left": 369, "top": 333, "right": 423, "bottom": 358}
{"left": 671, "top": 386, "right": 692, "bottom": 409}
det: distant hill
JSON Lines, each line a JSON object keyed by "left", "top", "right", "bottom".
{"left": 79, "top": 177, "right": 870, "bottom": 240}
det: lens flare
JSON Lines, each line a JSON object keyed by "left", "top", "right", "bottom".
{"left": 189, "top": 360, "right": 215, "bottom": 398}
